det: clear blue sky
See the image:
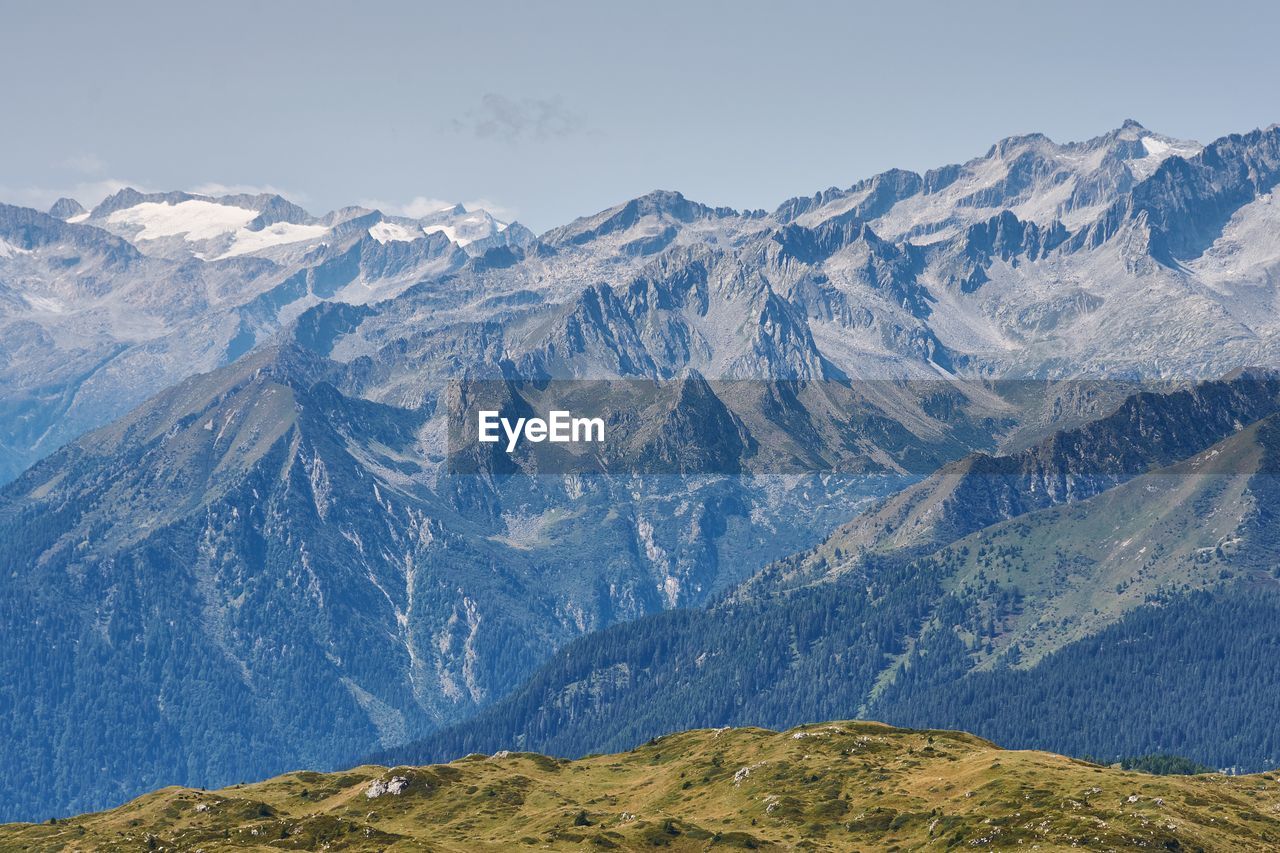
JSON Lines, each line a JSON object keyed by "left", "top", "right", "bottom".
{"left": 3, "top": 0, "right": 1279, "bottom": 231}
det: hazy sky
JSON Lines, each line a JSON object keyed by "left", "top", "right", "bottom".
{"left": 3, "top": 0, "right": 1279, "bottom": 231}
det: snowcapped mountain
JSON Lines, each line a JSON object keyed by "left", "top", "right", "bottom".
{"left": 778, "top": 120, "right": 1203, "bottom": 239}
{"left": 7, "top": 120, "right": 1279, "bottom": 485}
{"left": 70, "top": 188, "right": 525, "bottom": 262}
{"left": 300, "top": 121, "right": 1280, "bottom": 417}
{"left": 0, "top": 192, "right": 529, "bottom": 482}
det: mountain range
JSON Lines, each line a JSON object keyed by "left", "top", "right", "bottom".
{"left": 388, "top": 372, "right": 1280, "bottom": 774}
{"left": 4, "top": 118, "right": 1280, "bottom": 822}
{"left": 0, "top": 189, "right": 530, "bottom": 485}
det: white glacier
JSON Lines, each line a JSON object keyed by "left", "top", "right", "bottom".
{"left": 108, "top": 199, "right": 259, "bottom": 241}
{"left": 217, "top": 222, "right": 329, "bottom": 258}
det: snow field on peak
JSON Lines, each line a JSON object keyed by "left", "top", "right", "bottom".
{"left": 1129, "top": 134, "right": 1203, "bottom": 180}
{"left": 108, "top": 200, "right": 259, "bottom": 241}
{"left": 103, "top": 199, "right": 330, "bottom": 258}
{"left": 216, "top": 222, "right": 329, "bottom": 258}
{"left": 368, "top": 221, "right": 421, "bottom": 244}
{"left": 369, "top": 213, "right": 505, "bottom": 247}
{"left": 423, "top": 223, "right": 460, "bottom": 244}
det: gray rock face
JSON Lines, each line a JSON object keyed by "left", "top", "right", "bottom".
{"left": 47, "top": 197, "right": 85, "bottom": 220}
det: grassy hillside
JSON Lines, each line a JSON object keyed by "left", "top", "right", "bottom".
{"left": 5, "top": 722, "right": 1280, "bottom": 851}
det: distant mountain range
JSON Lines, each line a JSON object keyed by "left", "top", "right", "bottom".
{"left": 5, "top": 120, "right": 1279, "bottom": 485}
{"left": 4, "top": 119, "right": 1280, "bottom": 821}
{"left": 0, "top": 189, "right": 530, "bottom": 484}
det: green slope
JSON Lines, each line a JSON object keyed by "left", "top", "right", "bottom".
{"left": 6, "top": 721, "right": 1280, "bottom": 852}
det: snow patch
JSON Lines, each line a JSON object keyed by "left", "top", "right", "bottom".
{"left": 1141, "top": 136, "right": 1174, "bottom": 158}
{"left": 1129, "top": 135, "right": 1202, "bottom": 180}
{"left": 368, "top": 221, "right": 419, "bottom": 244}
{"left": 422, "top": 223, "right": 460, "bottom": 244}
{"left": 0, "top": 237, "right": 31, "bottom": 258}
{"left": 108, "top": 200, "right": 258, "bottom": 241}
{"left": 218, "top": 222, "right": 329, "bottom": 257}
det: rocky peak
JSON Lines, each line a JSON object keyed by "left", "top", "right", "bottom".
{"left": 47, "top": 197, "right": 85, "bottom": 220}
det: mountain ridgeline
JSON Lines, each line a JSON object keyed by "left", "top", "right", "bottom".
{"left": 5, "top": 119, "right": 1280, "bottom": 821}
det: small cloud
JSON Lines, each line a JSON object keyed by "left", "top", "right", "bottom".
{"left": 451, "top": 93, "right": 583, "bottom": 142}
{"left": 460, "top": 198, "right": 518, "bottom": 222}
{"left": 360, "top": 195, "right": 518, "bottom": 222}
{"left": 189, "top": 182, "right": 306, "bottom": 202}
{"left": 359, "top": 196, "right": 457, "bottom": 218}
